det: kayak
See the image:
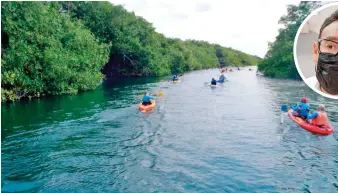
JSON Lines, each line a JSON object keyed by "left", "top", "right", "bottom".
{"left": 138, "top": 100, "right": 156, "bottom": 112}
{"left": 287, "top": 109, "right": 334, "bottom": 135}
{"left": 209, "top": 84, "right": 218, "bottom": 88}
{"left": 173, "top": 79, "right": 180, "bottom": 83}
{"left": 218, "top": 80, "right": 228, "bottom": 84}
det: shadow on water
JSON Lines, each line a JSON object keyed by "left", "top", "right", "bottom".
{"left": 2, "top": 76, "right": 164, "bottom": 141}
{"left": 2, "top": 88, "right": 104, "bottom": 140}
{"left": 103, "top": 76, "right": 164, "bottom": 88}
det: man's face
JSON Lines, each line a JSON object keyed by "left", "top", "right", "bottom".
{"left": 313, "top": 20, "right": 338, "bottom": 63}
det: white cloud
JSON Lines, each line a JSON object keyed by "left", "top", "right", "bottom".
{"left": 110, "top": 0, "right": 299, "bottom": 57}
{"left": 195, "top": 1, "right": 212, "bottom": 12}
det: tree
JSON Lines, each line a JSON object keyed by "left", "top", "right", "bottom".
{"left": 2, "top": 1, "right": 261, "bottom": 102}
{"left": 1, "top": 2, "right": 109, "bottom": 101}
{"left": 258, "top": 1, "right": 323, "bottom": 79}
{"left": 67, "top": 2, "right": 260, "bottom": 77}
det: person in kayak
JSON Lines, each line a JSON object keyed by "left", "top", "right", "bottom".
{"left": 211, "top": 78, "right": 217, "bottom": 85}
{"left": 307, "top": 104, "right": 329, "bottom": 126}
{"left": 218, "top": 74, "right": 226, "bottom": 83}
{"left": 291, "top": 97, "right": 310, "bottom": 119}
{"left": 172, "top": 75, "right": 179, "bottom": 81}
{"left": 142, "top": 91, "right": 155, "bottom": 106}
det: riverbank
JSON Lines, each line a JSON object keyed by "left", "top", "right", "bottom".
{"left": 2, "top": 66, "right": 252, "bottom": 103}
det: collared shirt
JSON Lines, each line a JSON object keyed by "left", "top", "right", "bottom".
{"left": 305, "top": 76, "right": 338, "bottom": 99}
{"left": 306, "top": 76, "right": 320, "bottom": 91}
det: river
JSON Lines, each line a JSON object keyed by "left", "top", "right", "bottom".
{"left": 2, "top": 67, "right": 338, "bottom": 193}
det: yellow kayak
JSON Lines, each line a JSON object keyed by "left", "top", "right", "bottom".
{"left": 173, "top": 79, "right": 180, "bottom": 83}
{"left": 138, "top": 100, "right": 156, "bottom": 112}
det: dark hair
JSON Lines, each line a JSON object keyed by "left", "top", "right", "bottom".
{"left": 319, "top": 9, "right": 338, "bottom": 38}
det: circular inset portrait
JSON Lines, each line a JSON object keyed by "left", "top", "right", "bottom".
{"left": 294, "top": 3, "right": 338, "bottom": 99}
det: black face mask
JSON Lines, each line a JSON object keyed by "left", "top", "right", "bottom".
{"left": 316, "top": 52, "right": 338, "bottom": 95}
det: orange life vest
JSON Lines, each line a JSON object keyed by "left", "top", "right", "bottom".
{"left": 311, "top": 111, "right": 329, "bottom": 126}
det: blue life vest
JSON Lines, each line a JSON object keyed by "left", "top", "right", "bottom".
{"left": 142, "top": 95, "right": 154, "bottom": 102}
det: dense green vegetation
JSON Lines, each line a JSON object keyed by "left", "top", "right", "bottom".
{"left": 258, "top": 1, "right": 322, "bottom": 79}
{"left": 65, "top": 2, "right": 260, "bottom": 76}
{"left": 2, "top": 1, "right": 260, "bottom": 102}
{"left": 1, "top": 2, "right": 109, "bottom": 101}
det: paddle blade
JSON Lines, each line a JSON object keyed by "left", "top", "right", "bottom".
{"left": 157, "top": 91, "right": 163, "bottom": 97}
{"left": 281, "top": 104, "right": 288, "bottom": 112}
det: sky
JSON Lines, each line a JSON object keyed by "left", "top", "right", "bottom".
{"left": 111, "top": 0, "right": 299, "bottom": 58}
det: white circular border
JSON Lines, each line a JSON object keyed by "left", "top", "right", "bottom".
{"left": 293, "top": 2, "right": 338, "bottom": 100}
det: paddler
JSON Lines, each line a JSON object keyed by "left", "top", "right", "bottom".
{"left": 172, "top": 75, "right": 179, "bottom": 81}
{"left": 306, "top": 104, "right": 329, "bottom": 127}
{"left": 291, "top": 97, "right": 310, "bottom": 119}
{"left": 141, "top": 91, "right": 155, "bottom": 106}
{"left": 211, "top": 78, "right": 217, "bottom": 85}
{"left": 218, "top": 74, "right": 226, "bottom": 83}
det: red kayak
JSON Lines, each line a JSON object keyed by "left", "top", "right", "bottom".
{"left": 287, "top": 110, "right": 334, "bottom": 135}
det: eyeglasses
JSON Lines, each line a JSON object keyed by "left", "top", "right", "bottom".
{"left": 318, "top": 39, "right": 338, "bottom": 54}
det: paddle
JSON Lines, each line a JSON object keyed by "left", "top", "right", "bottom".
{"left": 139, "top": 91, "right": 164, "bottom": 99}
{"left": 156, "top": 91, "right": 164, "bottom": 97}
{"left": 205, "top": 79, "right": 229, "bottom": 85}
{"left": 280, "top": 104, "right": 288, "bottom": 124}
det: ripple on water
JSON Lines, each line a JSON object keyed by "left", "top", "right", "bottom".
{"left": 1, "top": 69, "right": 338, "bottom": 192}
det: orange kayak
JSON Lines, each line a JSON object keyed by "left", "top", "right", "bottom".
{"left": 138, "top": 100, "right": 156, "bottom": 112}
{"left": 287, "top": 110, "right": 334, "bottom": 135}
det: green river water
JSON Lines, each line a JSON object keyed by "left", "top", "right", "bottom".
{"left": 2, "top": 68, "right": 338, "bottom": 192}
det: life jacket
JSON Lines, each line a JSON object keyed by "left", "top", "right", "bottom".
{"left": 311, "top": 111, "right": 329, "bottom": 126}
{"left": 298, "top": 103, "right": 310, "bottom": 117}
{"left": 142, "top": 95, "right": 151, "bottom": 102}
{"left": 211, "top": 79, "right": 217, "bottom": 85}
